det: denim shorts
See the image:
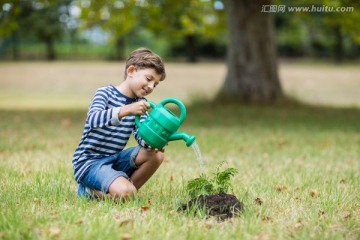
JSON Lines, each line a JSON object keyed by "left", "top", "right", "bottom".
{"left": 77, "top": 145, "right": 141, "bottom": 197}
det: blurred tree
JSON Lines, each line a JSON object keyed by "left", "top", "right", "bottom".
{"left": 276, "top": 0, "right": 360, "bottom": 62}
{"left": 274, "top": 9, "right": 310, "bottom": 57}
{"left": 145, "top": 0, "right": 226, "bottom": 62}
{"left": 0, "top": 1, "right": 22, "bottom": 59}
{"left": 312, "top": 0, "right": 360, "bottom": 63}
{"left": 221, "top": 0, "right": 282, "bottom": 102}
{"left": 0, "top": 0, "right": 73, "bottom": 60}
{"left": 78, "top": 0, "right": 138, "bottom": 60}
{"left": 78, "top": 0, "right": 226, "bottom": 61}
{"left": 24, "top": 0, "right": 72, "bottom": 60}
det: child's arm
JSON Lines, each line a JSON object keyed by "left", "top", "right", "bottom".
{"left": 117, "top": 101, "right": 150, "bottom": 119}
{"left": 86, "top": 88, "right": 119, "bottom": 128}
{"left": 87, "top": 88, "right": 150, "bottom": 129}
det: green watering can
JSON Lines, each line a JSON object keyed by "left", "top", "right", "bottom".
{"left": 135, "top": 98, "right": 196, "bottom": 149}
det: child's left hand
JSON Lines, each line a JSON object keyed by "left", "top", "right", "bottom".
{"left": 144, "top": 143, "right": 166, "bottom": 153}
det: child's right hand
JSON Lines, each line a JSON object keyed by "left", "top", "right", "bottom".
{"left": 120, "top": 101, "right": 150, "bottom": 117}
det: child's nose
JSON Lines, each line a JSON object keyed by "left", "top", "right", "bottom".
{"left": 148, "top": 83, "right": 155, "bottom": 90}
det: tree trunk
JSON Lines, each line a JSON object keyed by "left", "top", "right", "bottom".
{"left": 221, "top": 0, "right": 282, "bottom": 102}
{"left": 115, "top": 37, "right": 125, "bottom": 60}
{"left": 186, "top": 34, "right": 197, "bottom": 63}
{"left": 11, "top": 32, "right": 20, "bottom": 61}
{"left": 334, "top": 25, "right": 343, "bottom": 64}
{"left": 45, "top": 36, "right": 56, "bottom": 60}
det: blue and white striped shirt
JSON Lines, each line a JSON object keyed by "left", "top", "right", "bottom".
{"left": 72, "top": 85, "right": 146, "bottom": 182}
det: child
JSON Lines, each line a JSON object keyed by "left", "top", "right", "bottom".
{"left": 72, "top": 47, "right": 166, "bottom": 201}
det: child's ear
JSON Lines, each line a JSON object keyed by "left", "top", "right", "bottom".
{"left": 127, "top": 65, "right": 136, "bottom": 77}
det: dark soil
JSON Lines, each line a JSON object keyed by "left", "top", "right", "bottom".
{"left": 179, "top": 193, "right": 244, "bottom": 221}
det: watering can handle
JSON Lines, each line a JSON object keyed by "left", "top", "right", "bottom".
{"left": 159, "top": 98, "right": 187, "bottom": 124}
{"left": 135, "top": 101, "right": 157, "bottom": 128}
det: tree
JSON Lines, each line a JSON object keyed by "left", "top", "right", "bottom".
{"left": 0, "top": 0, "right": 73, "bottom": 60}
{"left": 307, "top": 0, "right": 360, "bottom": 63}
{"left": 145, "top": 0, "right": 225, "bottom": 62}
{"left": 78, "top": 0, "right": 138, "bottom": 60}
{"left": 77, "top": 0, "right": 226, "bottom": 61}
{"left": 221, "top": 0, "right": 283, "bottom": 102}
{"left": 0, "top": 1, "right": 22, "bottom": 60}
{"left": 150, "top": 0, "right": 226, "bottom": 62}
{"left": 275, "top": 0, "right": 360, "bottom": 62}
{"left": 24, "top": 0, "right": 72, "bottom": 60}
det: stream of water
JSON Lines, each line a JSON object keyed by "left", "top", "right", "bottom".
{"left": 191, "top": 140, "right": 205, "bottom": 172}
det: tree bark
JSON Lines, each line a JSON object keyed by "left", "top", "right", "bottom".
{"left": 115, "top": 37, "right": 125, "bottom": 60}
{"left": 221, "top": 0, "right": 282, "bottom": 102}
{"left": 45, "top": 36, "right": 56, "bottom": 61}
{"left": 11, "top": 32, "right": 20, "bottom": 61}
{"left": 334, "top": 25, "right": 343, "bottom": 64}
{"left": 186, "top": 34, "right": 197, "bottom": 63}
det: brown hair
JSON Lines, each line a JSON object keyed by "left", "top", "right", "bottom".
{"left": 124, "top": 47, "right": 166, "bottom": 81}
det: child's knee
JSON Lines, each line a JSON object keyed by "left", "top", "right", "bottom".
{"left": 136, "top": 147, "right": 164, "bottom": 166}
{"left": 115, "top": 185, "right": 136, "bottom": 199}
{"left": 153, "top": 151, "right": 164, "bottom": 165}
{"left": 109, "top": 177, "right": 137, "bottom": 199}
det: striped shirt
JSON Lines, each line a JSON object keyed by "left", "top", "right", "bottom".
{"left": 72, "top": 85, "right": 147, "bottom": 182}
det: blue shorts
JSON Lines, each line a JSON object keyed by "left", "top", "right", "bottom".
{"left": 77, "top": 146, "right": 141, "bottom": 197}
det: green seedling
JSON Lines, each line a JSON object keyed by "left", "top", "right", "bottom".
{"left": 186, "top": 162, "right": 238, "bottom": 198}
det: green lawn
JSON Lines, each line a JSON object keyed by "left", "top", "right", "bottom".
{"left": 1, "top": 61, "right": 359, "bottom": 239}
{"left": 1, "top": 100, "right": 359, "bottom": 239}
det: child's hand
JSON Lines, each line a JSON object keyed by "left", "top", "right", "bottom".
{"left": 121, "top": 101, "right": 150, "bottom": 117}
{"left": 144, "top": 143, "right": 166, "bottom": 153}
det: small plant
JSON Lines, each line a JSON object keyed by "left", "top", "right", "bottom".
{"left": 214, "top": 166, "right": 238, "bottom": 193}
{"left": 186, "top": 162, "right": 238, "bottom": 198}
{"left": 180, "top": 162, "right": 243, "bottom": 220}
{"left": 187, "top": 174, "right": 214, "bottom": 198}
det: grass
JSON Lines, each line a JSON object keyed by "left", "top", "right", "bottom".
{"left": 0, "top": 61, "right": 359, "bottom": 239}
{"left": 0, "top": 101, "right": 359, "bottom": 239}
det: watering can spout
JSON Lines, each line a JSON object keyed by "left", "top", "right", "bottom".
{"left": 169, "top": 132, "right": 196, "bottom": 147}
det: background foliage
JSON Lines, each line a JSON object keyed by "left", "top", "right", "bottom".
{"left": 0, "top": 0, "right": 359, "bottom": 62}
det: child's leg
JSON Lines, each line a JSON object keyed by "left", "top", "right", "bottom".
{"left": 130, "top": 147, "right": 164, "bottom": 189}
{"left": 104, "top": 147, "right": 164, "bottom": 199}
{"left": 86, "top": 177, "right": 137, "bottom": 200}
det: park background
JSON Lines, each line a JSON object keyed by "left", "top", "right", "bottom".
{"left": 1, "top": 0, "right": 359, "bottom": 240}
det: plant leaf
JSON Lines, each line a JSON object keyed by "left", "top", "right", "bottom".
{"left": 187, "top": 174, "right": 214, "bottom": 198}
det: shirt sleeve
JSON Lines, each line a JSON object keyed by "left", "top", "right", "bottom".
{"left": 133, "top": 113, "right": 148, "bottom": 147}
{"left": 86, "top": 88, "right": 121, "bottom": 129}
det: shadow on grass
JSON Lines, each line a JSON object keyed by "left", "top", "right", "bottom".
{"left": 0, "top": 97, "right": 359, "bottom": 134}
{"left": 185, "top": 96, "right": 360, "bottom": 132}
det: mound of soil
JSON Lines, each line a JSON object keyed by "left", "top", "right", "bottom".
{"left": 179, "top": 193, "right": 244, "bottom": 221}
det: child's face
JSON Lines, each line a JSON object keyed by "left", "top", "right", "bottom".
{"left": 128, "top": 66, "right": 161, "bottom": 98}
